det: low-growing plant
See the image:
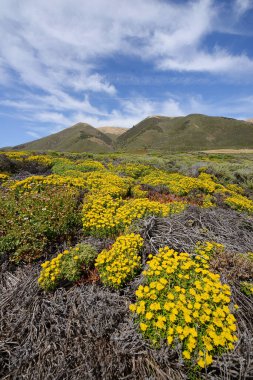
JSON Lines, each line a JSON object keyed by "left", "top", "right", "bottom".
{"left": 0, "top": 186, "right": 82, "bottom": 263}
{"left": 38, "top": 243, "right": 97, "bottom": 290}
{"left": 83, "top": 171, "right": 133, "bottom": 197}
{"left": 52, "top": 158, "right": 104, "bottom": 175}
{"left": 129, "top": 242, "right": 238, "bottom": 368}
{"left": 82, "top": 195, "right": 186, "bottom": 238}
{"left": 9, "top": 174, "right": 87, "bottom": 193}
{"left": 225, "top": 193, "right": 253, "bottom": 213}
{"left": 0, "top": 173, "right": 9, "bottom": 183}
{"left": 240, "top": 281, "right": 253, "bottom": 297}
{"left": 95, "top": 233, "right": 143, "bottom": 288}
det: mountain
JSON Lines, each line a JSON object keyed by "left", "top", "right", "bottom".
{"left": 246, "top": 118, "right": 253, "bottom": 123}
{"left": 9, "top": 114, "right": 253, "bottom": 154}
{"left": 13, "top": 123, "right": 114, "bottom": 153}
{"left": 116, "top": 114, "right": 253, "bottom": 152}
{"left": 97, "top": 127, "right": 128, "bottom": 141}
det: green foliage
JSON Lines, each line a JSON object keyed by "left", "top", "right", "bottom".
{"left": 130, "top": 242, "right": 238, "bottom": 368}
{"left": 0, "top": 187, "right": 82, "bottom": 263}
{"left": 13, "top": 123, "right": 114, "bottom": 153}
{"left": 38, "top": 243, "right": 98, "bottom": 290}
{"left": 10, "top": 114, "right": 253, "bottom": 154}
{"left": 52, "top": 158, "right": 105, "bottom": 175}
{"left": 240, "top": 281, "right": 253, "bottom": 297}
{"left": 95, "top": 234, "right": 143, "bottom": 288}
{"left": 117, "top": 114, "right": 253, "bottom": 153}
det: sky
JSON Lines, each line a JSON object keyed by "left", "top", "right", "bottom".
{"left": 0, "top": 0, "right": 253, "bottom": 147}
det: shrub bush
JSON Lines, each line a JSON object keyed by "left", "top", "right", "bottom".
{"left": 38, "top": 243, "right": 97, "bottom": 290}
{"left": 82, "top": 195, "right": 186, "bottom": 238}
{"left": 130, "top": 242, "right": 238, "bottom": 368}
{"left": 95, "top": 233, "right": 143, "bottom": 288}
{"left": 0, "top": 186, "right": 82, "bottom": 263}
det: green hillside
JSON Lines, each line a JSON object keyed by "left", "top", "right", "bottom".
{"left": 13, "top": 123, "right": 114, "bottom": 153}
{"left": 10, "top": 114, "right": 253, "bottom": 154}
{"left": 117, "top": 114, "right": 253, "bottom": 152}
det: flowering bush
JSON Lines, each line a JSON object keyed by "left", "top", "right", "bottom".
{"left": 0, "top": 173, "right": 9, "bottom": 183}
{"left": 116, "top": 198, "right": 186, "bottom": 226}
{"left": 52, "top": 158, "right": 104, "bottom": 175}
{"left": 110, "top": 163, "right": 151, "bottom": 178}
{"left": 202, "top": 194, "right": 215, "bottom": 208}
{"left": 9, "top": 174, "right": 86, "bottom": 193}
{"left": 141, "top": 171, "right": 217, "bottom": 196}
{"left": 82, "top": 194, "right": 123, "bottom": 237}
{"left": 82, "top": 195, "right": 186, "bottom": 237}
{"left": 131, "top": 184, "right": 148, "bottom": 198}
{"left": 26, "top": 155, "right": 53, "bottom": 167}
{"left": 0, "top": 186, "right": 82, "bottom": 262}
{"left": 225, "top": 193, "right": 253, "bottom": 213}
{"left": 76, "top": 159, "right": 105, "bottom": 172}
{"left": 83, "top": 171, "right": 133, "bottom": 197}
{"left": 129, "top": 242, "right": 238, "bottom": 368}
{"left": 38, "top": 243, "right": 97, "bottom": 290}
{"left": 95, "top": 233, "right": 143, "bottom": 288}
{"left": 2, "top": 151, "right": 29, "bottom": 159}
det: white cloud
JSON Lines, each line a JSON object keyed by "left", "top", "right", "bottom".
{"left": 234, "top": 0, "right": 253, "bottom": 15}
{"left": 0, "top": 0, "right": 253, "bottom": 138}
{"left": 157, "top": 48, "right": 253, "bottom": 74}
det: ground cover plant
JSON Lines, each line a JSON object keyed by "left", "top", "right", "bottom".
{"left": 0, "top": 150, "right": 252, "bottom": 379}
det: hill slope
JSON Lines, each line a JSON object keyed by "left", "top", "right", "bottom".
{"left": 97, "top": 126, "right": 128, "bottom": 141}
{"left": 9, "top": 114, "right": 253, "bottom": 153}
{"left": 14, "top": 123, "right": 114, "bottom": 153}
{"left": 117, "top": 114, "right": 253, "bottom": 152}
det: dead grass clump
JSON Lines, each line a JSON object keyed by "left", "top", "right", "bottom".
{"left": 0, "top": 266, "right": 185, "bottom": 380}
{"left": 139, "top": 206, "right": 253, "bottom": 254}
{"left": 210, "top": 251, "right": 253, "bottom": 283}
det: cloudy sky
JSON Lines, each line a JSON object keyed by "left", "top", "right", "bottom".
{"left": 0, "top": 0, "right": 253, "bottom": 146}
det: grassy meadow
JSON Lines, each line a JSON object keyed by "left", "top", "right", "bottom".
{"left": 0, "top": 150, "right": 253, "bottom": 379}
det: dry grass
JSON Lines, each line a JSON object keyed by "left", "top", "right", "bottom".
{"left": 201, "top": 149, "right": 253, "bottom": 154}
{"left": 1, "top": 207, "right": 253, "bottom": 379}
{"left": 0, "top": 266, "right": 185, "bottom": 380}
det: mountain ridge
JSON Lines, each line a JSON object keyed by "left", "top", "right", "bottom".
{"left": 7, "top": 114, "right": 253, "bottom": 153}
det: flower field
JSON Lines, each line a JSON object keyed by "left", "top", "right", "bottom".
{"left": 0, "top": 150, "right": 253, "bottom": 379}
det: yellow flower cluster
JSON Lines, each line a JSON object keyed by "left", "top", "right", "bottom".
{"left": 76, "top": 159, "right": 105, "bottom": 172}
{"left": 82, "top": 194, "right": 123, "bottom": 237}
{"left": 129, "top": 241, "right": 237, "bottom": 368}
{"left": 26, "top": 155, "right": 53, "bottom": 166}
{"left": 10, "top": 174, "right": 86, "bottom": 192}
{"left": 0, "top": 173, "right": 9, "bottom": 183}
{"left": 1, "top": 151, "right": 29, "bottom": 159}
{"left": 202, "top": 194, "right": 215, "bottom": 208}
{"left": 226, "top": 183, "right": 245, "bottom": 195}
{"left": 38, "top": 243, "right": 97, "bottom": 290}
{"left": 116, "top": 198, "right": 186, "bottom": 226}
{"left": 141, "top": 171, "right": 217, "bottom": 196}
{"left": 225, "top": 193, "right": 253, "bottom": 213}
{"left": 131, "top": 184, "right": 148, "bottom": 198}
{"left": 83, "top": 171, "right": 133, "bottom": 197}
{"left": 38, "top": 251, "right": 67, "bottom": 290}
{"left": 95, "top": 233, "right": 143, "bottom": 288}
{"left": 82, "top": 195, "right": 186, "bottom": 237}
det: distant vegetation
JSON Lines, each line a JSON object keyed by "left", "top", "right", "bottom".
{"left": 0, "top": 149, "right": 253, "bottom": 379}
{"left": 7, "top": 114, "right": 253, "bottom": 154}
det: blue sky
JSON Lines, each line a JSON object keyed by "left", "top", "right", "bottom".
{"left": 0, "top": 0, "right": 253, "bottom": 146}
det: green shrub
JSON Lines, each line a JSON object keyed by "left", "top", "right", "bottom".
{"left": 38, "top": 243, "right": 98, "bottom": 290}
{"left": 0, "top": 187, "right": 82, "bottom": 263}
